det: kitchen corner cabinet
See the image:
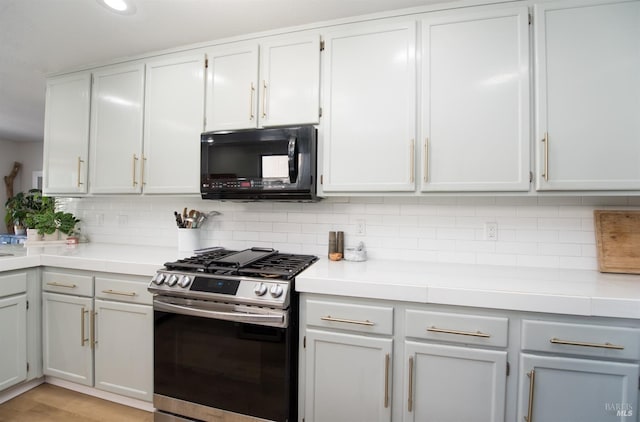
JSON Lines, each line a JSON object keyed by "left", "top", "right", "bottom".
{"left": 143, "top": 53, "right": 205, "bottom": 194}
{"left": 42, "top": 270, "right": 153, "bottom": 402}
{"left": 534, "top": 0, "right": 640, "bottom": 191}
{"left": 420, "top": 5, "right": 530, "bottom": 192}
{"left": 42, "top": 72, "right": 91, "bottom": 195}
{"left": 205, "top": 33, "right": 320, "bottom": 132}
{"left": 89, "top": 63, "right": 145, "bottom": 194}
{"left": 302, "top": 299, "right": 394, "bottom": 422}
{"left": 320, "top": 20, "right": 417, "bottom": 193}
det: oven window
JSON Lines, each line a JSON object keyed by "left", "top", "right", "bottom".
{"left": 154, "top": 310, "right": 293, "bottom": 421}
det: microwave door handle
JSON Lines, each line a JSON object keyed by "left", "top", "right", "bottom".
{"left": 288, "top": 136, "right": 298, "bottom": 183}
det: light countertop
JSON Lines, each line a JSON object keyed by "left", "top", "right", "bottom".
{"left": 296, "top": 258, "right": 640, "bottom": 319}
{"left": 2, "top": 243, "right": 639, "bottom": 319}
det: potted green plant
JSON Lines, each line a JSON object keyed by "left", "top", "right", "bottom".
{"left": 56, "top": 212, "right": 80, "bottom": 237}
{"left": 32, "top": 209, "right": 59, "bottom": 240}
{"left": 4, "top": 191, "right": 28, "bottom": 235}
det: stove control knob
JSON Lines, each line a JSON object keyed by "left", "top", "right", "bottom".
{"left": 152, "top": 273, "right": 165, "bottom": 285}
{"left": 254, "top": 282, "right": 268, "bottom": 296}
{"left": 269, "top": 284, "right": 284, "bottom": 298}
{"left": 178, "top": 275, "right": 192, "bottom": 288}
{"left": 166, "top": 274, "right": 179, "bottom": 287}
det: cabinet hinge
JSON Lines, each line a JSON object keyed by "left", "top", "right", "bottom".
{"left": 205, "top": 58, "right": 209, "bottom": 68}
{"left": 320, "top": 40, "right": 325, "bottom": 51}
{"left": 529, "top": 171, "right": 533, "bottom": 183}
{"left": 320, "top": 175, "right": 323, "bottom": 185}
{"left": 303, "top": 335, "right": 306, "bottom": 348}
{"left": 319, "top": 107, "right": 323, "bottom": 118}
{"left": 506, "top": 361, "right": 510, "bottom": 376}
{"left": 26, "top": 300, "right": 29, "bottom": 310}
{"left": 27, "top": 362, "right": 29, "bottom": 373}
{"left": 528, "top": 13, "right": 532, "bottom": 25}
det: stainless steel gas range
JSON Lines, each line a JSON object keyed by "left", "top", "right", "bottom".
{"left": 148, "top": 247, "right": 317, "bottom": 422}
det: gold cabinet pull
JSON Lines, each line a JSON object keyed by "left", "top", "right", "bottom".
{"left": 384, "top": 353, "right": 390, "bottom": 408}
{"left": 427, "top": 326, "right": 491, "bottom": 338}
{"left": 102, "top": 289, "right": 136, "bottom": 297}
{"left": 541, "top": 132, "right": 549, "bottom": 181}
{"left": 80, "top": 308, "right": 89, "bottom": 346}
{"left": 320, "top": 315, "right": 375, "bottom": 326}
{"left": 141, "top": 154, "right": 146, "bottom": 186}
{"left": 47, "top": 282, "right": 77, "bottom": 289}
{"left": 550, "top": 337, "right": 624, "bottom": 350}
{"left": 77, "top": 157, "right": 85, "bottom": 187}
{"left": 91, "top": 311, "right": 97, "bottom": 349}
{"left": 525, "top": 369, "right": 535, "bottom": 422}
{"left": 261, "top": 80, "right": 268, "bottom": 118}
{"left": 132, "top": 154, "right": 139, "bottom": 187}
{"left": 423, "top": 138, "right": 429, "bottom": 183}
{"left": 408, "top": 356, "right": 414, "bottom": 412}
{"left": 409, "top": 139, "right": 415, "bottom": 184}
{"left": 249, "top": 83, "right": 255, "bottom": 120}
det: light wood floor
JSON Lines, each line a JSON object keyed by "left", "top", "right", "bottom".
{"left": 0, "top": 384, "right": 152, "bottom": 421}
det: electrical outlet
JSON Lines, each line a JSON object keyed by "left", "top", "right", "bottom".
{"left": 96, "top": 213, "right": 104, "bottom": 226}
{"left": 117, "top": 214, "right": 128, "bottom": 226}
{"left": 485, "top": 222, "right": 498, "bottom": 241}
{"left": 356, "top": 219, "right": 366, "bottom": 236}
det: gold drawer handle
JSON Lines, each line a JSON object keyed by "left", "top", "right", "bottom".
{"left": 320, "top": 315, "right": 375, "bottom": 326}
{"left": 102, "top": 289, "right": 137, "bottom": 297}
{"left": 550, "top": 337, "right": 624, "bottom": 350}
{"left": 384, "top": 353, "right": 390, "bottom": 408}
{"left": 47, "top": 281, "right": 77, "bottom": 289}
{"left": 80, "top": 308, "right": 89, "bottom": 346}
{"left": 408, "top": 356, "right": 414, "bottom": 412}
{"left": 427, "top": 326, "right": 491, "bottom": 338}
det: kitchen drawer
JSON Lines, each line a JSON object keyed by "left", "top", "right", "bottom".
{"left": 405, "top": 310, "right": 508, "bottom": 348}
{"left": 42, "top": 271, "right": 93, "bottom": 297}
{"left": 306, "top": 299, "right": 393, "bottom": 335}
{"left": 95, "top": 277, "right": 152, "bottom": 305}
{"left": 521, "top": 320, "right": 640, "bottom": 360}
{"left": 0, "top": 272, "right": 27, "bottom": 297}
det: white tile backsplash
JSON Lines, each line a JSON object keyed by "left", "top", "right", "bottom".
{"left": 60, "top": 195, "right": 639, "bottom": 270}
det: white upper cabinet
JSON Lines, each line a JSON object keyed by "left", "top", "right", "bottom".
{"left": 143, "top": 53, "right": 205, "bottom": 194}
{"left": 321, "top": 20, "right": 417, "bottom": 192}
{"left": 420, "top": 6, "right": 531, "bottom": 192}
{"left": 89, "top": 63, "right": 145, "bottom": 194}
{"left": 43, "top": 72, "right": 91, "bottom": 195}
{"left": 205, "top": 34, "right": 320, "bottom": 131}
{"left": 205, "top": 42, "right": 259, "bottom": 131}
{"left": 534, "top": 0, "right": 640, "bottom": 191}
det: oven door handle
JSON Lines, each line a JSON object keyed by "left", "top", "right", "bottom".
{"left": 154, "top": 300, "right": 286, "bottom": 326}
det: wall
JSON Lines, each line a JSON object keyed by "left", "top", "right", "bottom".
{"left": 60, "top": 195, "right": 640, "bottom": 270}
{"left": 0, "top": 140, "right": 44, "bottom": 233}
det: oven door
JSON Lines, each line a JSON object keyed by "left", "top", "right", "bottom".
{"left": 153, "top": 297, "right": 296, "bottom": 422}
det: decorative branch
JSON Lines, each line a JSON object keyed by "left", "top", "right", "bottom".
{"left": 4, "top": 161, "right": 22, "bottom": 233}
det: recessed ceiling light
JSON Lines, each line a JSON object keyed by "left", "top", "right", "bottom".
{"left": 97, "top": 0, "right": 137, "bottom": 15}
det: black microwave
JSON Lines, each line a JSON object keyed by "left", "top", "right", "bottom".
{"left": 200, "top": 126, "right": 318, "bottom": 201}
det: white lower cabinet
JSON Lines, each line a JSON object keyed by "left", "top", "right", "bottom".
{"left": 304, "top": 329, "right": 392, "bottom": 422}
{"left": 94, "top": 299, "right": 153, "bottom": 401}
{"left": 0, "top": 294, "right": 27, "bottom": 391}
{"left": 42, "top": 270, "right": 153, "bottom": 402}
{"left": 42, "top": 292, "right": 94, "bottom": 386}
{"left": 404, "top": 342, "right": 507, "bottom": 422}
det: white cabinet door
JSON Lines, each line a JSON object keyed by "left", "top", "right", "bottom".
{"left": 305, "top": 329, "right": 392, "bottom": 422}
{"left": 421, "top": 6, "right": 530, "bottom": 192}
{"left": 42, "top": 292, "right": 93, "bottom": 386}
{"left": 90, "top": 63, "right": 145, "bottom": 194}
{"left": 0, "top": 295, "right": 27, "bottom": 391}
{"left": 259, "top": 34, "right": 320, "bottom": 127}
{"left": 143, "top": 53, "right": 205, "bottom": 194}
{"left": 43, "top": 72, "right": 90, "bottom": 195}
{"left": 205, "top": 43, "right": 259, "bottom": 131}
{"left": 518, "top": 354, "right": 639, "bottom": 421}
{"left": 321, "top": 20, "right": 417, "bottom": 192}
{"left": 404, "top": 341, "right": 507, "bottom": 422}
{"left": 94, "top": 299, "right": 153, "bottom": 402}
{"left": 535, "top": 0, "right": 640, "bottom": 190}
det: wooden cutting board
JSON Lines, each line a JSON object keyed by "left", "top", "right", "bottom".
{"left": 594, "top": 210, "right": 640, "bottom": 274}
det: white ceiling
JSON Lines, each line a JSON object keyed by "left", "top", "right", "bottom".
{"left": 0, "top": 0, "right": 446, "bottom": 143}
